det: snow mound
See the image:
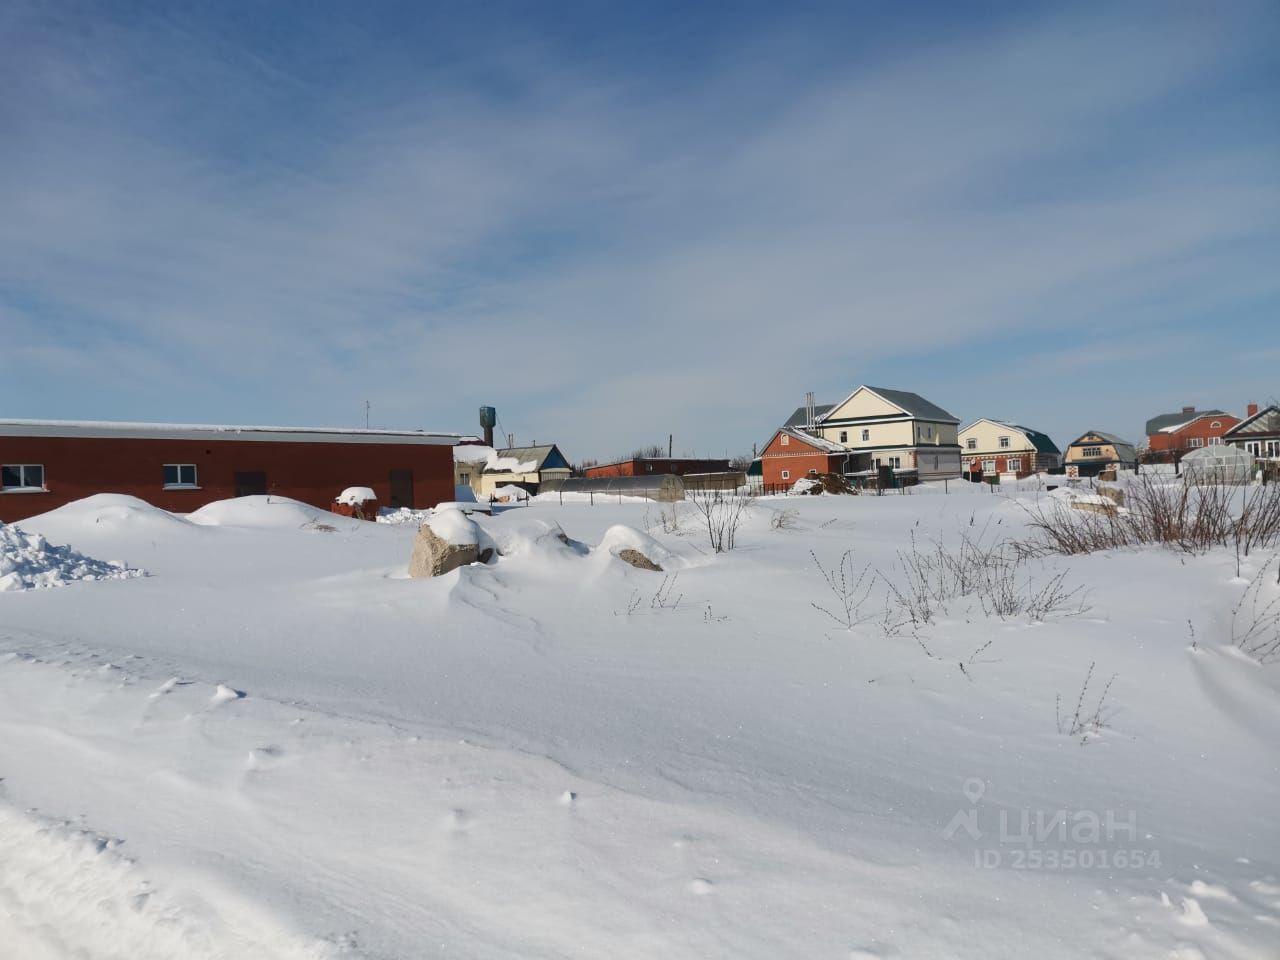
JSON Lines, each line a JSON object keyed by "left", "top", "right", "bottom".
{"left": 188, "top": 496, "right": 359, "bottom": 530}
{"left": 28, "top": 493, "right": 193, "bottom": 534}
{"left": 482, "top": 517, "right": 584, "bottom": 559}
{"left": 596, "top": 524, "right": 676, "bottom": 567}
{"left": 0, "top": 521, "right": 146, "bottom": 592}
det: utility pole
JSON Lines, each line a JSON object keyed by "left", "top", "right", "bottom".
{"left": 668, "top": 434, "right": 673, "bottom": 458}
{"left": 365, "top": 400, "right": 370, "bottom": 429}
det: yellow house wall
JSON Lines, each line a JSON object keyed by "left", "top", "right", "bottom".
{"left": 824, "top": 387, "right": 903, "bottom": 421}
{"left": 818, "top": 420, "right": 915, "bottom": 448}
{"left": 960, "top": 421, "right": 1035, "bottom": 456}
{"left": 1064, "top": 439, "right": 1120, "bottom": 464}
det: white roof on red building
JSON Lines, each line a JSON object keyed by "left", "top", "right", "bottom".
{"left": 0, "top": 418, "right": 461, "bottom": 445}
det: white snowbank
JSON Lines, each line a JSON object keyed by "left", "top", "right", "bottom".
{"left": 596, "top": 524, "right": 676, "bottom": 567}
{"left": 188, "top": 496, "right": 358, "bottom": 530}
{"left": 0, "top": 521, "right": 145, "bottom": 592}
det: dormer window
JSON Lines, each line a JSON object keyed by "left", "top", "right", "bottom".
{"left": 999, "top": 436, "right": 1010, "bottom": 448}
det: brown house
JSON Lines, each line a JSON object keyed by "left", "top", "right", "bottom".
{"left": 0, "top": 419, "right": 458, "bottom": 523}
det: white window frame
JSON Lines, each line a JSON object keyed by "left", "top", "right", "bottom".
{"left": 1082, "top": 446, "right": 1102, "bottom": 457}
{"left": 1208, "top": 437, "right": 1223, "bottom": 446}
{"left": 163, "top": 463, "right": 200, "bottom": 489}
{"left": 1266, "top": 439, "right": 1280, "bottom": 458}
{"left": 966, "top": 438, "right": 977, "bottom": 450}
{"left": 887, "top": 455, "right": 902, "bottom": 469}
{"left": 999, "top": 436, "right": 1010, "bottom": 448}
{"left": 982, "top": 459, "right": 997, "bottom": 474}
{"left": 1186, "top": 437, "right": 1204, "bottom": 449}
{"left": 780, "top": 469, "right": 790, "bottom": 480}
{"left": 839, "top": 430, "right": 848, "bottom": 443}
{"left": 1006, "top": 457, "right": 1022, "bottom": 473}
{"left": 1, "top": 463, "right": 45, "bottom": 492}
{"left": 780, "top": 434, "right": 789, "bottom": 446}
{"left": 1210, "top": 421, "right": 1222, "bottom": 429}
{"left": 861, "top": 429, "right": 870, "bottom": 442}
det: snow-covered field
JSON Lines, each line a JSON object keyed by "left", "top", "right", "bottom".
{"left": 1, "top": 488, "right": 1278, "bottom": 959}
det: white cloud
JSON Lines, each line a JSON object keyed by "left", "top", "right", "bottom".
{"left": 0, "top": 2, "right": 1275, "bottom": 454}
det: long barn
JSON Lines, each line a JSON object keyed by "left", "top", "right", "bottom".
{"left": 0, "top": 419, "right": 459, "bottom": 523}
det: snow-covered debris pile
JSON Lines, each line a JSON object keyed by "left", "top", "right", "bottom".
{"left": 0, "top": 521, "right": 146, "bottom": 592}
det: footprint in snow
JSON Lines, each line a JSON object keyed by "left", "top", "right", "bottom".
{"left": 246, "top": 746, "right": 284, "bottom": 770}
{"left": 211, "top": 684, "right": 245, "bottom": 705}
{"left": 559, "top": 790, "right": 577, "bottom": 806}
{"left": 688, "top": 878, "right": 715, "bottom": 896}
{"left": 443, "top": 808, "right": 472, "bottom": 833}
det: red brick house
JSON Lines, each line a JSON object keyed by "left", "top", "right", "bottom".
{"left": 0, "top": 419, "right": 459, "bottom": 523}
{"left": 760, "top": 428, "right": 847, "bottom": 490}
{"left": 584, "top": 457, "right": 732, "bottom": 479}
{"left": 1144, "top": 406, "right": 1241, "bottom": 461}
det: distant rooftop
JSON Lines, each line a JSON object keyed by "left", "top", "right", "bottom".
{"left": 0, "top": 418, "right": 461, "bottom": 445}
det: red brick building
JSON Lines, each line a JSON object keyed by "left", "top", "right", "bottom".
{"left": 584, "top": 457, "right": 732, "bottom": 478}
{"left": 760, "top": 428, "right": 846, "bottom": 489}
{"left": 0, "top": 419, "right": 458, "bottom": 523}
{"left": 1144, "top": 406, "right": 1241, "bottom": 460}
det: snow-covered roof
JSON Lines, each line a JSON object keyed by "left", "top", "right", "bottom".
{"left": 772, "top": 427, "right": 847, "bottom": 453}
{"left": 0, "top": 419, "right": 460, "bottom": 446}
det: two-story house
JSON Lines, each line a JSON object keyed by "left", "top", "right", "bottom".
{"left": 803, "top": 385, "right": 963, "bottom": 482}
{"left": 1063, "top": 431, "right": 1138, "bottom": 477}
{"left": 959, "top": 420, "right": 1061, "bottom": 478}
{"left": 1144, "top": 406, "right": 1241, "bottom": 461}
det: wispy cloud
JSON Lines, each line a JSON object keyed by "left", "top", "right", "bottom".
{"left": 1, "top": 2, "right": 1276, "bottom": 455}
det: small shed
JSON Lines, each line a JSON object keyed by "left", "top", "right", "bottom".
{"left": 332, "top": 486, "right": 379, "bottom": 519}
{"left": 1181, "top": 445, "right": 1256, "bottom": 486}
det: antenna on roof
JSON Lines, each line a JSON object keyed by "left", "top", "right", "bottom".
{"left": 804, "top": 391, "right": 816, "bottom": 432}
{"left": 365, "top": 400, "right": 370, "bottom": 430}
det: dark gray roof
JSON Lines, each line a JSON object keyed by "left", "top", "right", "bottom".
{"left": 860, "top": 386, "right": 960, "bottom": 424}
{"left": 1069, "top": 432, "right": 1137, "bottom": 463}
{"left": 1144, "top": 408, "right": 1229, "bottom": 436}
{"left": 783, "top": 404, "right": 835, "bottom": 428}
{"left": 1005, "top": 423, "right": 1061, "bottom": 455}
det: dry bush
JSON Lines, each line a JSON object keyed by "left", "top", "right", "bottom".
{"left": 1056, "top": 661, "right": 1118, "bottom": 744}
{"left": 878, "top": 531, "right": 1086, "bottom": 628}
{"left": 1017, "top": 477, "right": 1280, "bottom": 558}
{"left": 771, "top": 508, "right": 800, "bottom": 531}
{"left": 810, "top": 549, "right": 876, "bottom": 629}
{"left": 688, "top": 489, "right": 753, "bottom": 553}
{"left": 1232, "top": 555, "right": 1280, "bottom": 663}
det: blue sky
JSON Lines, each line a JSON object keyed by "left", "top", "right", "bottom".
{"left": 2, "top": 1, "right": 1277, "bottom": 461}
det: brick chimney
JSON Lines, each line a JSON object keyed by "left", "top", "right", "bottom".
{"left": 1248, "top": 402, "right": 1259, "bottom": 418}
